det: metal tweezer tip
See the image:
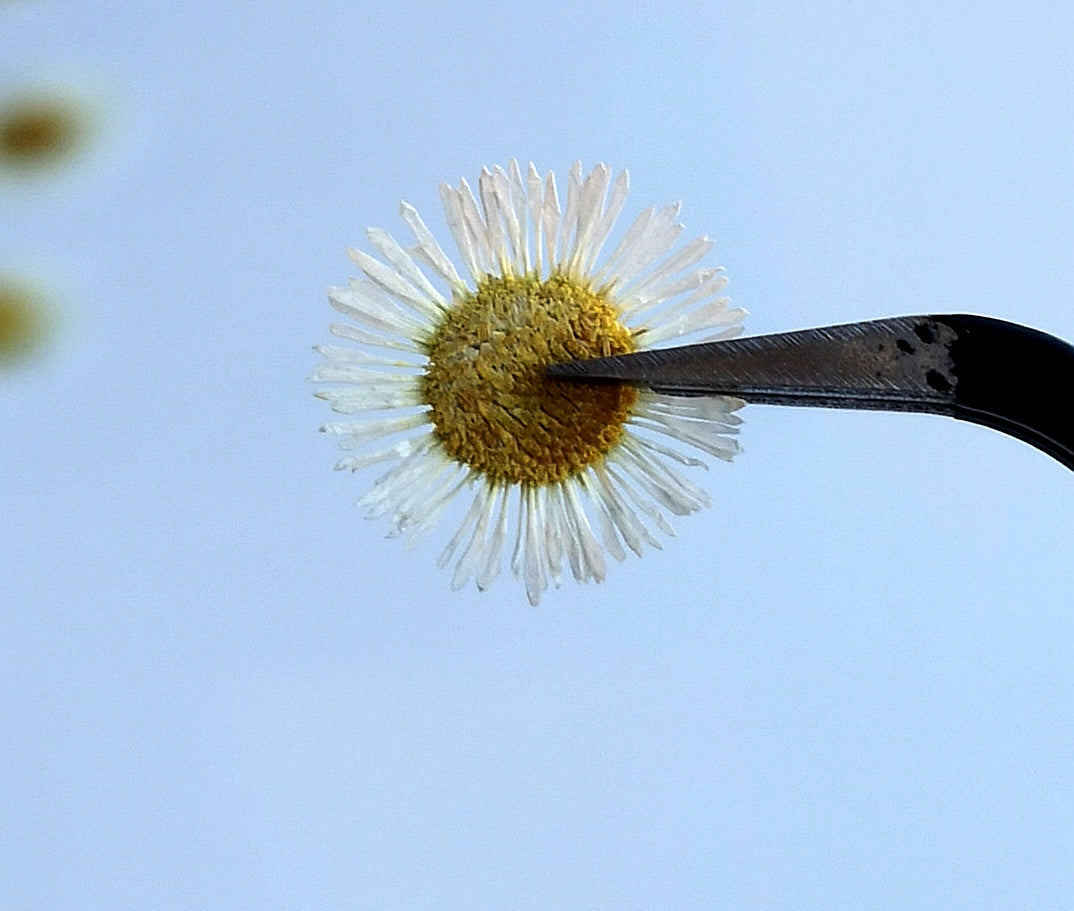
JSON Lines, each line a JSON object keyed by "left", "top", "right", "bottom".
{"left": 547, "top": 314, "right": 1074, "bottom": 472}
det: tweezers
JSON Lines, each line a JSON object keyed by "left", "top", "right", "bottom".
{"left": 547, "top": 314, "right": 1074, "bottom": 472}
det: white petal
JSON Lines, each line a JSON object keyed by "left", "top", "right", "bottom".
{"left": 359, "top": 436, "right": 443, "bottom": 514}
{"left": 612, "top": 439, "right": 710, "bottom": 515}
{"left": 399, "top": 201, "right": 465, "bottom": 292}
{"left": 628, "top": 268, "right": 733, "bottom": 334}
{"left": 561, "top": 478, "right": 606, "bottom": 583}
{"left": 510, "top": 485, "right": 525, "bottom": 579}
{"left": 590, "top": 464, "right": 660, "bottom": 556}
{"left": 605, "top": 463, "right": 677, "bottom": 537}
{"left": 366, "top": 227, "right": 446, "bottom": 314}
{"left": 437, "top": 478, "right": 488, "bottom": 572}
{"left": 566, "top": 163, "right": 611, "bottom": 275}
{"left": 581, "top": 168, "right": 629, "bottom": 274}
{"left": 624, "top": 430, "right": 707, "bottom": 467}
{"left": 439, "top": 182, "right": 482, "bottom": 281}
{"left": 526, "top": 163, "right": 545, "bottom": 274}
{"left": 385, "top": 457, "right": 459, "bottom": 534}
{"left": 320, "top": 411, "right": 428, "bottom": 449}
{"left": 631, "top": 266, "right": 722, "bottom": 312}
{"left": 541, "top": 485, "right": 565, "bottom": 586}
{"left": 332, "top": 434, "right": 435, "bottom": 473}
{"left": 637, "top": 391, "right": 744, "bottom": 427}
{"left": 329, "top": 281, "right": 426, "bottom": 340}
{"left": 597, "top": 204, "right": 652, "bottom": 283}
{"left": 631, "top": 268, "right": 729, "bottom": 326}
{"left": 541, "top": 171, "right": 560, "bottom": 278}
{"left": 519, "top": 486, "right": 548, "bottom": 605}
{"left": 579, "top": 469, "right": 628, "bottom": 561}
{"left": 608, "top": 206, "right": 685, "bottom": 290}
{"left": 308, "top": 362, "right": 415, "bottom": 384}
{"left": 476, "top": 485, "right": 510, "bottom": 590}
{"left": 506, "top": 160, "right": 532, "bottom": 274}
{"left": 314, "top": 383, "right": 423, "bottom": 414}
{"left": 638, "top": 300, "right": 745, "bottom": 347}
{"left": 452, "top": 480, "right": 498, "bottom": 590}
{"left": 398, "top": 471, "right": 470, "bottom": 546}
{"left": 557, "top": 160, "right": 583, "bottom": 268}
{"left": 455, "top": 177, "right": 494, "bottom": 276}
{"left": 478, "top": 168, "right": 509, "bottom": 275}
{"left": 328, "top": 321, "right": 423, "bottom": 354}
{"left": 616, "top": 236, "right": 714, "bottom": 316}
{"left": 589, "top": 493, "right": 628, "bottom": 563}
{"left": 489, "top": 165, "right": 526, "bottom": 275}
{"left": 596, "top": 202, "right": 682, "bottom": 289}
{"left": 346, "top": 247, "right": 440, "bottom": 318}
{"left": 696, "top": 323, "right": 747, "bottom": 343}
{"left": 631, "top": 395, "right": 743, "bottom": 459}
{"left": 314, "top": 344, "right": 411, "bottom": 368}
{"left": 630, "top": 411, "right": 741, "bottom": 461}
{"left": 549, "top": 484, "right": 580, "bottom": 583}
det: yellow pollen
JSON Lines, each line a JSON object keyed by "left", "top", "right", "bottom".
{"left": 421, "top": 273, "right": 637, "bottom": 485}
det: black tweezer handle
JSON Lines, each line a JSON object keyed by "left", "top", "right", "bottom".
{"left": 940, "top": 315, "right": 1074, "bottom": 472}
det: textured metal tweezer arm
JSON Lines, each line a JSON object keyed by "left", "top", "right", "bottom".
{"left": 546, "top": 314, "right": 1074, "bottom": 472}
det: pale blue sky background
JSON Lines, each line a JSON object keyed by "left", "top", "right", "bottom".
{"left": 3, "top": 2, "right": 1074, "bottom": 908}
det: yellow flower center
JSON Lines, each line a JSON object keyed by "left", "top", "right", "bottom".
{"left": 0, "top": 280, "right": 49, "bottom": 364}
{"left": 0, "top": 97, "right": 85, "bottom": 169}
{"left": 421, "top": 273, "right": 637, "bottom": 485}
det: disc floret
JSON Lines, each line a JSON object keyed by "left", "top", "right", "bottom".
{"left": 422, "top": 272, "right": 637, "bottom": 485}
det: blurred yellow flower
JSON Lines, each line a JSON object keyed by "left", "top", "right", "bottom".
{"left": 0, "top": 275, "right": 52, "bottom": 366}
{"left": 0, "top": 90, "right": 92, "bottom": 174}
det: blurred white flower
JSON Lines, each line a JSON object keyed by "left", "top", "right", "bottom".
{"left": 313, "top": 161, "right": 746, "bottom": 604}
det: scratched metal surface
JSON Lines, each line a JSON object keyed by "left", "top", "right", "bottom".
{"left": 550, "top": 316, "right": 960, "bottom": 411}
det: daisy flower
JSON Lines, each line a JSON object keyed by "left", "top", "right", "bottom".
{"left": 313, "top": 161, "right": 746, "bottom": 605}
